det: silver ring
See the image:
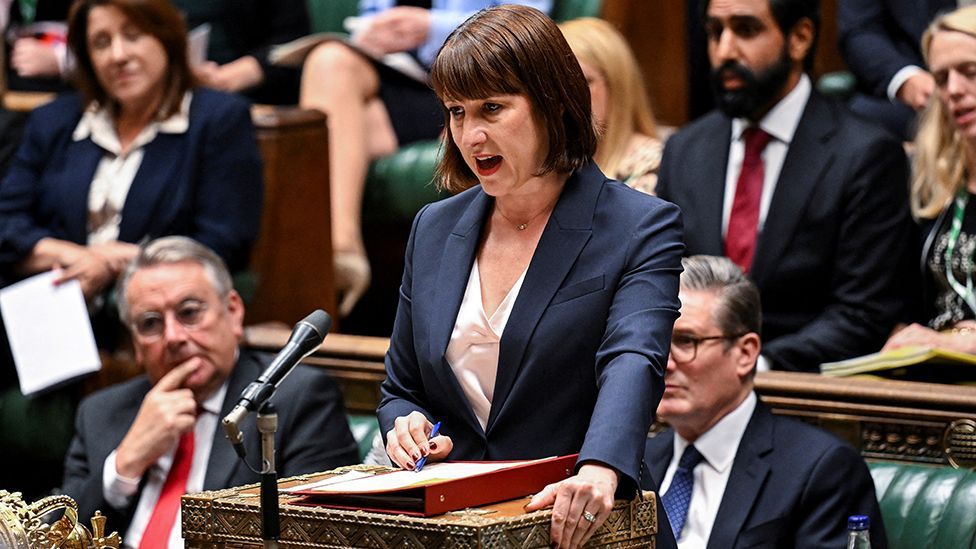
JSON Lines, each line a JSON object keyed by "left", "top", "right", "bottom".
{"left": 582, "top": 511, "right": 597, "bottom": 523}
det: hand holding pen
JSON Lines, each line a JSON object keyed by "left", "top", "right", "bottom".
{"left": 386, "top": 411, "right": 454, "bottom": 470}
{"left": 414, "top": 421, "right": 441, "bottom": 472}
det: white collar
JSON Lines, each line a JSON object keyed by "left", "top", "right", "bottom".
{"left": 199, "top": 376, "right": 229, "bottom": 416}
{"left": 731, "top": 73, "right": 811, "bottom": 146}
{"left": 674, "top": 391, "right": 757, "bottom": 474}
{"left": 72, "top": 91, "right": 193, "bottom": 153}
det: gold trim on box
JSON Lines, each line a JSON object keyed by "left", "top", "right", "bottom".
{"left": 182, "top": 472, "right": 659, "bottom": 549}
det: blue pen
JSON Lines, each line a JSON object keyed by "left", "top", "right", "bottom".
{"left": 414, "top": 421, "right": 442, "bottom": 472}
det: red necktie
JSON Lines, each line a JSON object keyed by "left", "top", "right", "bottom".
{"left": 725, "top": 127, "right": 773, "bottom": 272}
{"left": 138, "top": 431, "right": 195, "bottom": 549}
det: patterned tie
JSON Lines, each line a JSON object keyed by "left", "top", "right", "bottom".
{"left": 138, "top": 431, "right": 195, "bottom": 549}
{"left": 662, "top": 445, "right": 705, "bottom": 539}
{"left": 725, "top": 127, "right": 773, "bottom": 273}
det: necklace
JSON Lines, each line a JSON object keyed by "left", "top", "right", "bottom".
{"left": 495, "top": 199, "right": 556, "bottom": 231}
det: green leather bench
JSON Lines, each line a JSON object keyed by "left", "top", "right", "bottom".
{"left": 348, "top": 413, "right": 382, "bottom": 463}
{"left": 869, "top": 461, "right": 976, "bottom": 549}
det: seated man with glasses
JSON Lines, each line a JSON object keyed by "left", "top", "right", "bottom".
{"left": 61, "top": 236, "right": 359, "bottom": 549}
{"left": 643, "top": 255, "right": 886, "bottom": 548}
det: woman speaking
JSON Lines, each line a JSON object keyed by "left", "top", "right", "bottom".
{"left": 377, "top": 6, "right": 682, "bottom": 548}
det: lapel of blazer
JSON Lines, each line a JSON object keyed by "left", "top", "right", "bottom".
{"left": 485, "top": 164, "right": 598, "bottom": 433}
{"left": 428, "top": 190, "right": 493, "bottom": 435}
{"left": 706, "top": 399, "right": 773, "bottom": 549}
{"left": 117, "top": 132, "right": 184, "bottom": 243}
{"left": 60, "top": 139, "right": 104, "bottom": 242}
{"left": 204, "top": 349, "right": 256, "bottom": 490}
{"left": 646, "top": 430, "right": 675, "bottom": 488}
{"left": 750, "top": 93, "right": 836, "bottom": 287}
{"left": 694, "top": 114, "right": 732, "bottom": 255}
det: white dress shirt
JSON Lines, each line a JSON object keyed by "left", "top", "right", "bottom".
{"left": 103, "top": 381, "right": 228, "bottom": 549}
{"left": 721, "top": 74, "right": 811, "bottom": 238}
{"left": 73, "top": 93, "right": 191, "bottom": 246}
{"left": 660, "top": 392, "right": 757, "bottom": 548}
{"left": 445, "top": 260, "right": 526, "bottom": 431}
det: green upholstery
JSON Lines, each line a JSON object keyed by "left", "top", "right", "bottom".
{"left": 869, "top": 461, "right": 976, "bottom": 549}
{"left": 347, "top": 413, "right": 382, "bottom": 463}
{"left": 307, "top": 0, "right": 357, "bottom": 35}
{"left": 551, "top": 0, "right": 603, "bottom": 21}
{"left": 364, "top": 140, "right": 446, "bottom": 223}
{"left": 816, "top": 71, "right": 857, "bottom": 102}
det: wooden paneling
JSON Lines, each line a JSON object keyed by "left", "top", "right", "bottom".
{"left": 249, "top": 107, "right": 337, "bottom": 326}
{"left": 245, "top": 327, "right": 976, "bottom": 469}
{"left": 602, "top": 0, "right": 689, "bottom": 127}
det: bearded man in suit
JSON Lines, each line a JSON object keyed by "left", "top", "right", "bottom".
{"left": 656, "top": 0, "right": 914, "bottom": 372}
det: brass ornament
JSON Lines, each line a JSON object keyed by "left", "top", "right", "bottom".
{"left": 0, "top": 490, "right": 120, "bottom": 549}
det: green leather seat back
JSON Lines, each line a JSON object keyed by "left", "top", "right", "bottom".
{"left": 308, "top": 0, "right": 602, "bottom": 32}
{"left": 869, "top": 461, "right": 976, "bottom": 549}
{"left": 347, "top": 413, "right": 381, "bottom": 463}
{"left": 307, "top": 0, "right": 358, "bottom": 34}
{"left": 552, "top": 0, "right": 602, "bottom": 21}
{"left": 365, "top": 140, "right": 446, "bottom": 223}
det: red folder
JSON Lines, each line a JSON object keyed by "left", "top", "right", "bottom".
{"left": 289, "top": 454, "right": 578, "bottom": 517}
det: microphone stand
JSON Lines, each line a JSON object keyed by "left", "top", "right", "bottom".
{"left": 257, "top": 402, "right": 280, "bottom": 549}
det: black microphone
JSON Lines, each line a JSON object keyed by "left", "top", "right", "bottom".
{"left": 222, "top": 309, "right": 331, "bottom": 455}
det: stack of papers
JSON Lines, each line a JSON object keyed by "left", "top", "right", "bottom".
{"left": 821, "top": 345, "right": 976, "bottom": 383}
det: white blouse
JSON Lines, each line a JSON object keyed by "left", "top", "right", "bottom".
{"left": 73, "top": 93, "right": 191, "bottom": 246}
{"left": 445, "top": 260, "right": 527, "bottom": 431}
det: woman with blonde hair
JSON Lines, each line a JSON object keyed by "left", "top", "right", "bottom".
{"left": 884, "top": 4, "right": 976, "bottom": 353}
{"left": 560, "top": 17, "right": 662, "bottom": 194}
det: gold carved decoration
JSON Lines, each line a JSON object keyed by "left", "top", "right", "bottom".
{"left": 0, "top": 490, "right": 120, "bottom": 549}
{"left": 945, "top": 419, "right": 976, "bottom": 469}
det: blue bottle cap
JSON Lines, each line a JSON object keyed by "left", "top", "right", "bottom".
{"left": 848, "top": 515, "right": 870, "bottom": 530}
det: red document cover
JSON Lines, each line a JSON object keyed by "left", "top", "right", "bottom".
{"left": 287, "top": 454, "right": 578, "bottom": 517}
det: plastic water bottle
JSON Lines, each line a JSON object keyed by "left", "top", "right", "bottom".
{"left": 846, "top": 515, "right": 871, "bottom": 549}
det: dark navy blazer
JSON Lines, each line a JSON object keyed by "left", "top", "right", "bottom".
{"left": 378, "top": 162, "right": 684, "bottom": 492}
{"left": 0, "top": 88, "right": 263, "bottom": 273}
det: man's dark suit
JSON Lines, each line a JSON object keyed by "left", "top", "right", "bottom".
{"left": 838, "top": 0, "right": 955, "bottom": 138}
{"left": 643, "top": 401, "right": 887, "bottom": 549}
{"left": 61, "top": 350, "right": 359, "bottom": 535}
{"left": 656, "top": 91, "right": 913, "bottom": 371}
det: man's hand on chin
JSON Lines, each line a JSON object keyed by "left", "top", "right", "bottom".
{"left": 114, "top": 360, "right": 201, "bottom": 479}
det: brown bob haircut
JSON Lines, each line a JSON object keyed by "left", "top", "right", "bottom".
{"left": 67, "top": 0, "right": 195, "bottom": 118}
{"left": 431, "top": 4, "right": 597, "bottom": 193}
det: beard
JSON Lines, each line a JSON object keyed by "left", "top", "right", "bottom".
{"left": 710, "top": 47, "right": 794, "bottom": 120}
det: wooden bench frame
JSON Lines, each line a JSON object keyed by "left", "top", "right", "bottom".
{"left": 244, "top": 325, "right": 976, "bottom": 470}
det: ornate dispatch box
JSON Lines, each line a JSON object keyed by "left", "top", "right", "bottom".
{"left": 182, "top": 468, "right": 659, "bottom": 548}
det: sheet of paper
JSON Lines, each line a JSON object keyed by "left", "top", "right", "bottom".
{"left": 0, "top": 270, "right": 101, "bottom": 395}
{"left": 294, "top": 459, "right": 547, "bottom": 494}
{"left": 285, "top": 470, "right": 376, "bottom": 493}
{"left": 188, "top": 23, "right": 211, "bottom": 67}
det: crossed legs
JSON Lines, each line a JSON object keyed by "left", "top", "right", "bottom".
{"left": 300, "top": 42, "right": 398, "bottom": 316}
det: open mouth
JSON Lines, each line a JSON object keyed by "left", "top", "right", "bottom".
{"left": 475, "top": 155, "right": 502, "bottom": 176}
{"left": 955, "top": 107, "right": 976, "bottom": 126}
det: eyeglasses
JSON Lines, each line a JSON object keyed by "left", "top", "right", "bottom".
{"left": 131, "top": 299, "right": 209, "bottom": 341}
{"left": 670, "top": 332, "right": 746, "bottom": 363}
